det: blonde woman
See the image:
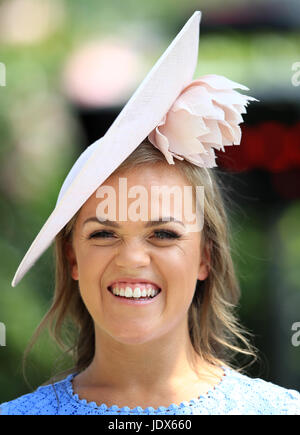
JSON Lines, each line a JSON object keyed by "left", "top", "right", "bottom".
{"left": 1, "top": 12, "right": 299, "bottom": 415}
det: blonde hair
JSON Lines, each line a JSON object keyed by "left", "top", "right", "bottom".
{"left": 23, "top": 139, "right": 257, "bottom": 383}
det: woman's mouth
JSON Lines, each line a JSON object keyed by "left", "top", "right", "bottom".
{"left": 107, "top": 283, "right": 161, "bottom": 302}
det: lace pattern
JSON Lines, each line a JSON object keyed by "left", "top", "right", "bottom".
{"left": 1, "top": 366, "right": 300, "bottom": 415}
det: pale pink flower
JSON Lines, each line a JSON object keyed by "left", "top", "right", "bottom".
{"left": 148, "top": 74, "right": 258, "bottom": 168}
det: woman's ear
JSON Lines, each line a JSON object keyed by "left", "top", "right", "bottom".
{"left": 197, "top": 240, "right": 211, "bottom": 281}
{"left": 65, "top": 241, "right": 79, "bottom": 281}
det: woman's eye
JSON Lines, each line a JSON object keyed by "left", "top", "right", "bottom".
{"left": 88, "top": 229, "right": 181, "bottom": 241}
{"left": 89, "top": 231, "right": 115, "bottom": 239}
{"left": 153, "top": 230, "right": 181, "bottom": 240}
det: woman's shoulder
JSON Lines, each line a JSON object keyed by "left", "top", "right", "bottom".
{"left": 0, "top": 374, "right": 74, "bottom": 415}
{"left": 220, "top": 366, "right": 300, "bottom": 415}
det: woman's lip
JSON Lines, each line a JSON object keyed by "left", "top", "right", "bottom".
{"left": 107, "top": 278, "right": 161, "bottom": 289}
{"left": 107, "top": 287, "right": 161, "bottom": 305}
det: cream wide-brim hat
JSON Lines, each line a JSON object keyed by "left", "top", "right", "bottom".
{"left": 12, "top": 10, "right": 258, "bottom": 286}
{"left": 12, "top": 11, "right": 202, "bottom": 287}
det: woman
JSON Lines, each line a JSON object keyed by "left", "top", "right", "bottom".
{"left": 1, "top": 140, "right": 300, "bottom": 415}
{"left": 1, "top": 11, "right": 300, "bottom": 415}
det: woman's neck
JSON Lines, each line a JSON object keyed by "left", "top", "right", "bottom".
{"left": 72, "top": 319, "right": 224, "bottom": 409}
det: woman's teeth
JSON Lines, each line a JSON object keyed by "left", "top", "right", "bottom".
{"left": 109, "top": 285, "right": 160, "bottom": 299}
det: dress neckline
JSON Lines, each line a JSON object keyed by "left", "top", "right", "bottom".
{"left": 64, "top": 365, "right": 231, "bottom": 413}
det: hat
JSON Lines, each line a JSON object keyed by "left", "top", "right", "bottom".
{"left": 12, "top": 10, "right": 256, "bottom": 287}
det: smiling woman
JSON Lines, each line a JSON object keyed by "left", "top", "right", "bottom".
{"left": 61, "top": 142, "right": 232, "bottom": 361}
{"left": 1, "top": 11, "right": 300, "bottom": 415}
{"left": 23, "top": 140, "right": 253, "bottom": 407}
{"left": 0, "top": 140, "right": 297, "bottom": 415}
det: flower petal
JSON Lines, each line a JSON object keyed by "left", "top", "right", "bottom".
{"left": 190, "top": 74, "right": 250, "bottom": 91}
{"left": 199, "top": 119, "right": 223, "bottom": 146}
{"left": 173, "top": 86, "right": 224, "bottom": 120}
{"left": 148, "top": 127, "right": 175, "bottom": 164}
{"left": 159, "top": 110, "right": 208, "bottom": 155}
{"left": 215, "top": 101, "right": 244, "bottom": 125}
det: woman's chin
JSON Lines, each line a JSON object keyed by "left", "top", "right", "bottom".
{"left": 107, "top": 326, "right": 159, "bottom": 346}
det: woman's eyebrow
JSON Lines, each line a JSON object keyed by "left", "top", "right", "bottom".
{"left": 83, "top": 217, "right": 186, "bottom": 228}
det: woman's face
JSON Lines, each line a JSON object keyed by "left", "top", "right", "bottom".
{"left": 66, "top": 163, "right": 209, "bottom": 345}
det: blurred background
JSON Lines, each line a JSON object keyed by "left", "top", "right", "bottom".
{"left": 0, "top": 0, "right": 299, "bottom": 402}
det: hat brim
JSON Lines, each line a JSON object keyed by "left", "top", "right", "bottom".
{"left": 12, "top": 11, "right": 201, "bottom": 287}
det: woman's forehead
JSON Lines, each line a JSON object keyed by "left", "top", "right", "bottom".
{"left": 77, "top": 164, "right": 198, "bottom": 227}
{"left": 108, "top": 163, "right": 190, "bottom": 186}
{"left": 87, "top": 165, "right": 192, "bottom": 203}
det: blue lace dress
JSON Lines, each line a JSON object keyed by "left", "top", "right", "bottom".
{"left": 1, "top": 366, "right": 300, "bottom": 415}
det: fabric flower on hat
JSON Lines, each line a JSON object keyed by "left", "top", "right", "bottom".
{"left": 148, "top": 74, "right": 258, "bottom": 168}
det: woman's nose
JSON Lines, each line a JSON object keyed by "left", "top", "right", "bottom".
{"left": 114, "top": 239, "right": 151, "bottom": 269}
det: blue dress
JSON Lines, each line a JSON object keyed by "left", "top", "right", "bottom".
{"left": 1, "top": 366, "right": 300, "bottom": 415}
